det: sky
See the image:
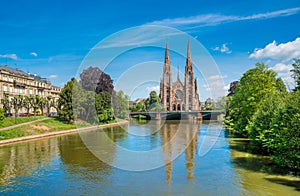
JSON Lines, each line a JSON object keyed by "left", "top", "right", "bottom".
{"left": 0, "top": 0, "right": 300, "bottom": 101}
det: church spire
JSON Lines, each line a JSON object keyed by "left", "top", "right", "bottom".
{"left": 165, "top": 41, "right": 170, "bottom": 65}
{"left": 186, "top": 40, "right": 192, "bottom": 68}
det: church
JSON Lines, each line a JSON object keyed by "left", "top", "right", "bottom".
{"left": 159, "top": 41, "right": 201, "bottom": 112}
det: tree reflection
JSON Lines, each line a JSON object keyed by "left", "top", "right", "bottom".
{"left": 0, "top": 139, "right": 57, "bottom": 186}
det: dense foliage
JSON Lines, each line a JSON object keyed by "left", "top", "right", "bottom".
{"left": 145, "top": 91, "right": 163, "bottom": 111}
{"left": 113, "top": 91, "right": 129, "bottom": 119}
{"left": 227, "top": 60, "right": 300, "bottom": 170}
{"left": 58, "top": 78, "right": 79, "bottom": 123}
{"left": 227, "top": 63, "right": 282, "bottom": 136}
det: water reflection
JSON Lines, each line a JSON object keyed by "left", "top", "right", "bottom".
{"left": 160, "top": 120, "right": 200, "bottom": 184}
{"left": 0, "top": 121, "right": 299, "bottom": 195}
{"left": 0, "top": 139, "right": 57, "bottom": 187}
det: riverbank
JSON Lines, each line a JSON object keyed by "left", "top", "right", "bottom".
{"left": 0, "top": 120, "right": 128, "bottom": 147}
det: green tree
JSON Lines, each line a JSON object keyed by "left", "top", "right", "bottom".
{"left": 28, "top": 95, "right": 39, "bottom": 116}
{"left": 38, "top": 96, "right": 47, "bottom": 115}
{"left": 1, "top": 94, "right": 11, "bottom": 115}
{"left": 228, "top": 63, "right": 281, "bottom": 136}
{"left": 129, "top": 102, "right": 146, "bottom": 112}
{"left": 290, "top": 58, "right": 300, "bottom": 91}
{"left": 267, "top": 91, "right": 300, "bottom": 169}
{"left": 22, "top": 96, "right": 31, "bottom": 114}
{"left": 95, "top": 92, "right": 114, "bottom": 123}
{"left": 145, "top": 91, "right": 163, "bottom": 111}
{"left": 11, "top": 95, "right": 23, "bottom": 117}
{"left": 113, "top": 91, "right": 129, "bottom": 119}
{"left": 45, "top": 96, "right": 52, "bottom": 116}
{"left": 81, "top": 91, "right": 97, "bottom": 123}
{"left": 247, "top": 91, "right": 287, "bottom": 154}
{"left": 58, "top": 78, "right": 84, "bottom": 123}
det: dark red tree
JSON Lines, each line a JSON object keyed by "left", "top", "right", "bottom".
{"left": 79, "top": 67, "right": 114, "bottom": 94}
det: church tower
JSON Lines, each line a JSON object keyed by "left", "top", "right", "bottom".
{"left": 160, "top": 41, "right": 200, "bottom": 112}
{"left": 161, "top": 41, "right": 173, "bottom": 111}
{"left": 184, "top": 41, "right": 195, "bottom": 111}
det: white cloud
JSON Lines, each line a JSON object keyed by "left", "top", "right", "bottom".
{"left": 270, "top": 63, "right": 294, "bottom": 84}
{"left": 208, "top": 75, "right": 227, "bottom": 80}
{"left": 213, "top": 44, "right": 232, "bottom": 54}
{"left": 147, "top": 7, "right": 300, "bottom": 28}
{"left": 48, "top": 74, "right": 58, "bottom": 79}
{"left": 203, "top": 75, "right": 227, "bottom": 97}
{"left": 30, "top": 52, "right": 38, "bottom": 57}
{"left": 146, "top": 85, "right": 160, "bottom": 92}
{"left": 0, "top": 53, "right": 18, "bottom": 60}
{"left": 249, "top": 37, "right": 300, "bottom": 61}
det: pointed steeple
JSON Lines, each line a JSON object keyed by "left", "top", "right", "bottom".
{"left": 165, "top": 41, "right": 170, "bottom": 65}
{"left": 186, "top": 40, "right": 192, "bottom": 68}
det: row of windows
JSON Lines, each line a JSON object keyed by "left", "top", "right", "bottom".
{"left": 1, "top": 75, "right": 48, "bottom": 87}
{"left": 2, "top": 85, "right": 48, "bottom": 96}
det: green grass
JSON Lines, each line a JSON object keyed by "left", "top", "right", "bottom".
{"left": 0, "top": 117, "right": 126, "bottom": 141}
{"left": 0, "top": 116, "right": 46, "bottom": 128}
{"left": 0, "top": 117, "right": 80, "bottom": 140}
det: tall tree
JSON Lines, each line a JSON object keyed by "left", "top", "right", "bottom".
{"left": 1, "top": 94, "right": 11, "bottom": 115}
{"left": 80, "top": 67, "right": 103, "bottom": 91}
{"left": 95, "top": 92, "right": 114, "bottom": 123}
{"left": 113, "top": 90, "right": 129, "bottom": 119}
{"left": 228, "top": 63, "right": 281, "bottom": 136}
{"left": 80, "top": 66, "right": 114, "bottom": 94}
{"left": 58, "top": 78, "right": 84, "bottom": 123}
{"left": 45, "top": 96, "right": 52, "bottom": 115}
{"left": 11, "top": 95, "right": 23, "bottom": 117}
{"left": 22, "top": 96, "right": 31, "bottom": 114}
{"left": 29, "top": 95, "right": 40, "bottom": 116}
{"left": 38, "top": 96, "right": 47, "bottom": 115}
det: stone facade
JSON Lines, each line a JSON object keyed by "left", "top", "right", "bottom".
{"left": 160, "top": 41, "right": 201, "bottom": 111}
{"left": 0, "top": 65, "right": 61, "bottom": 114}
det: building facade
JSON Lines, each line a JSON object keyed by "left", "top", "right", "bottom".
{"left": 0, "top": 65, "right": 61, "bottom": 114}
{"left": 160, "top": 41, "right": 201, "bottom": 112}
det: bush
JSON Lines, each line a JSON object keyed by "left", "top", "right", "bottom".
{"left": 267, "top": 91, "right": 300, "bottom": 169}
{"left": 247, "top": 91, "right": 287, "bottom": 154}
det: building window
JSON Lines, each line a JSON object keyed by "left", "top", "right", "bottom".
{"left": 3, "top": 85, "right": 7, "bottom": 91}
{"left": 20, "top": 89, "right": 23, "bottom": 94}
{"left": 15, "top": 88, "right": 18, "bottom": 93}
{"left": 10, "top": 86, "right": 13, "bottom": 92}
{"left": 30, "top": 89, "right": 33, "bottom": 95}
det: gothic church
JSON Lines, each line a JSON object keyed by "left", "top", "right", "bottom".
{"left": 159, "top": 41, "right": 201, "bottom": 112}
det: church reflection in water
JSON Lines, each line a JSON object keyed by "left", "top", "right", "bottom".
{"left": 161, "top": 120, "right": 200, "bottom": 185}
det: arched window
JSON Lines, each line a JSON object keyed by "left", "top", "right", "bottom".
{"left": 177, "top": 104, "right": 181, "bottom": 111}
{"left": 172, "top": 104, "right": 176, "bottom": 111}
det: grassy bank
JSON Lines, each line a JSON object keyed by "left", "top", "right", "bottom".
{"left": 0, "top": 117, "right": 122, "bottom": 141}
{"left": 0, "top": 116, "right": 46, "bottom": 128}
{"left": 0, "top": 117, "right": 85, "bottom": 140}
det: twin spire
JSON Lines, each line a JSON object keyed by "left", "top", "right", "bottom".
{"left": 164, "top": 40, "right": 192, "bottom": 80}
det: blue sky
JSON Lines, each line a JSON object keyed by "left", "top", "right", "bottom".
{"left": 0, "top": 0, "right": 300, "bottom": 101}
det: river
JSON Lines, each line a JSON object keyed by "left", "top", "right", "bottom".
{"left": 0, "top": 120, "right": 299, "bottom": 195}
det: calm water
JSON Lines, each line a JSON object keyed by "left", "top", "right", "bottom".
{"left": 0, "top": 120, "right": 299, "bottom": 195}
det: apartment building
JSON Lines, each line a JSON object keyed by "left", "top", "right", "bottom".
{"left": 0, "top": 65, "right": 61, "bottom": 114}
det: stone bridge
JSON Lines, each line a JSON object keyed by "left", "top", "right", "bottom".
{"left": 129, "top": 110, "right": 225, "bottom": 121}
